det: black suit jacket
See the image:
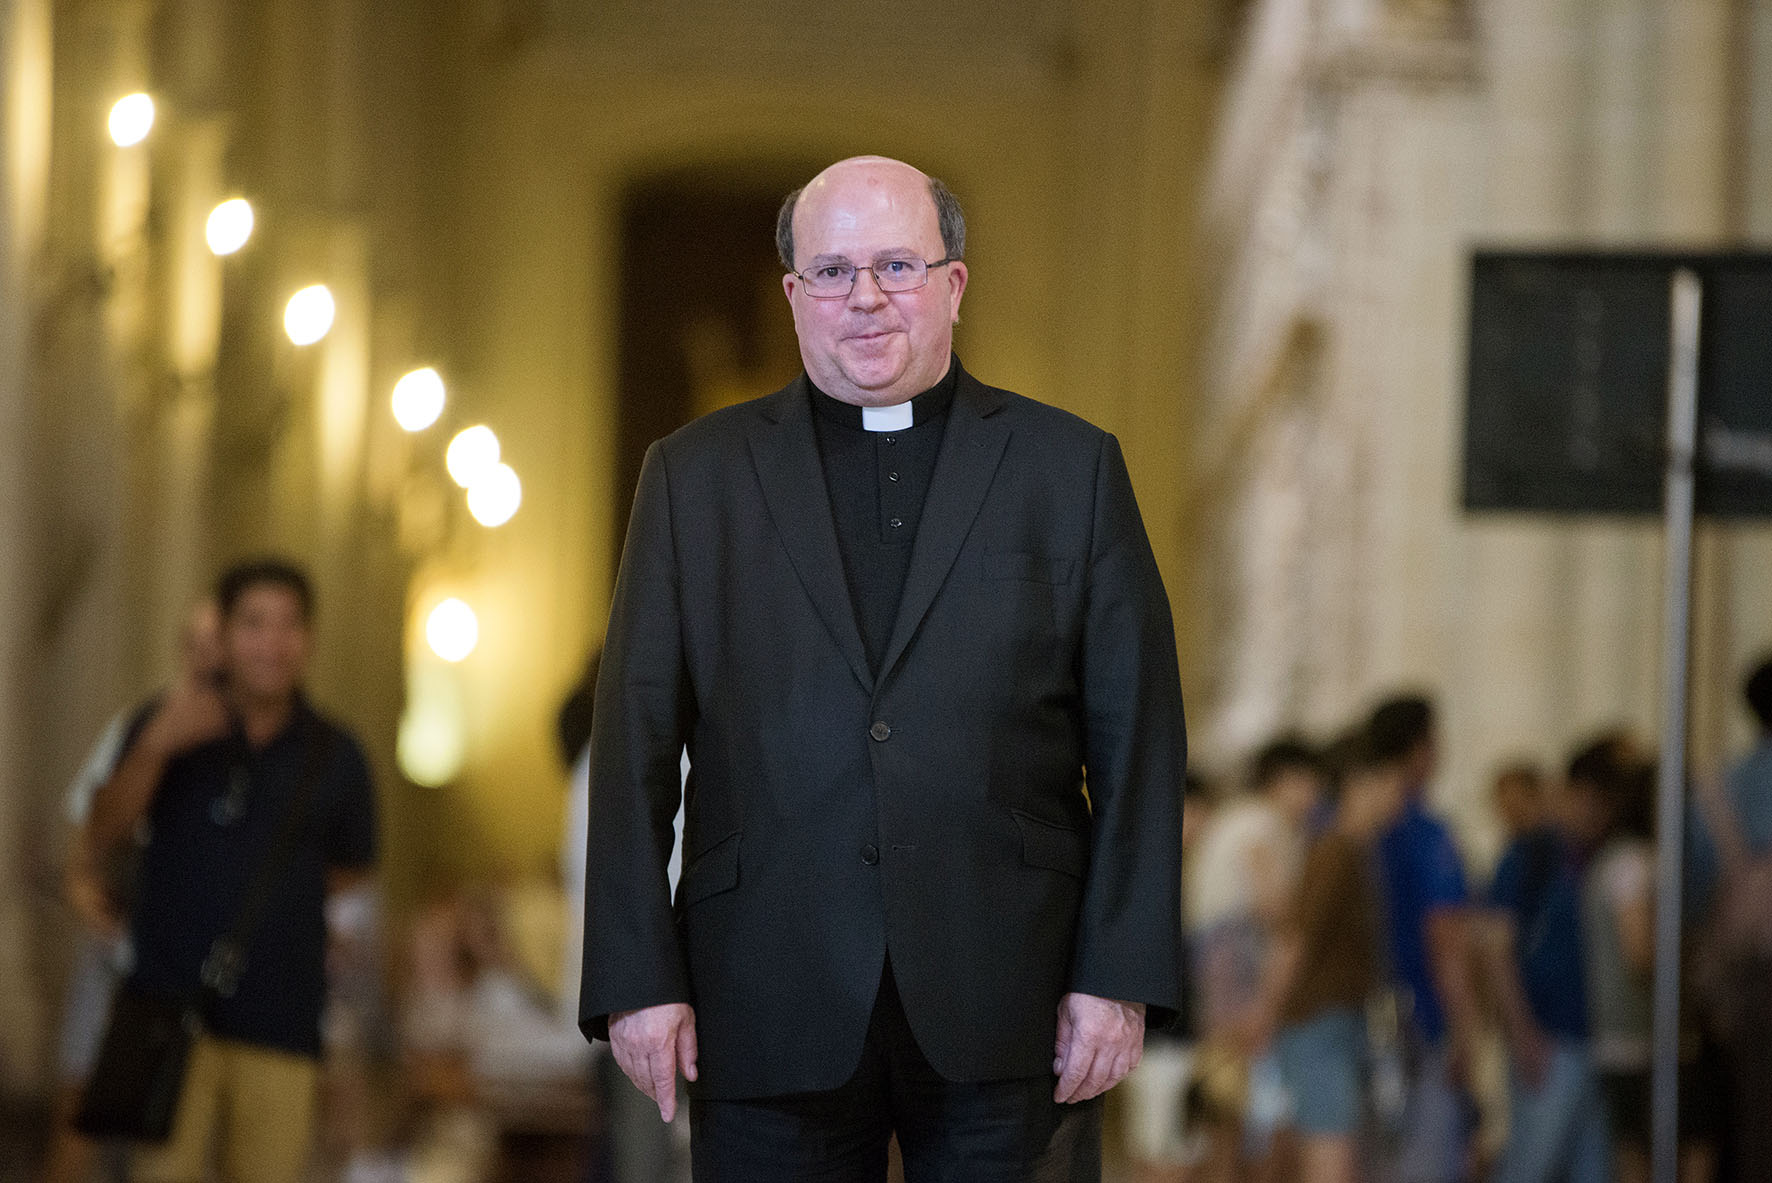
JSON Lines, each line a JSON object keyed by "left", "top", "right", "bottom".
{"left": 580, "top": 363, "right": 1186, "bottom": 1100}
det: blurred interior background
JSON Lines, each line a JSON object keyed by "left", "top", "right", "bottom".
{"left": 1, "top": 0, "right": 1771, "bottom": 1174}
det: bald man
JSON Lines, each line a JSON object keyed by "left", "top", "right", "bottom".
{"left": 580, "top": 156, "right": 1186, "bottom": 1181}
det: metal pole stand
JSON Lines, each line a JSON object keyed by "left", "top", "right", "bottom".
{"left": 1650, "top": 267, "right": 1701, "bottom": 1183}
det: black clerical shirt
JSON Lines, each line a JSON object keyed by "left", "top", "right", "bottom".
{"left": 810, "top": 361, "right": 958, "bottom": 676}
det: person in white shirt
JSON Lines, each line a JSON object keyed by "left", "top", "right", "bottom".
{"left": 1184, "top": 736, "right": 1326, "bottom": 1180}
{"left": 44, "top": 600, "right": 221, "bottom": 1183}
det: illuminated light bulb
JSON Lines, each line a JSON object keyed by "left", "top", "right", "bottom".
{"left": 108, "top": 93, "right": 156, "bottom": 147}
{"left": 397, "top": 672, "right": 465, "bottom": 788}
{"left": 425, "top": 598, "right": 479, "bottom": 663}
{"left": 283, "top": 284, "right": 335, "bottom": 345}
{"left": 397, "top": 703, "right": 463, "bottom": 787}
{"left": 467, "top": 463, "right": 522, "bottom": 528}
{"left": 205, "top": 198, "right": 254, "bottom": 256}
{"left": 445, "top": 425, "right": 499, "bottom": 488}
{"left": 391, "top": 367, "right": 446, "bottom": 432}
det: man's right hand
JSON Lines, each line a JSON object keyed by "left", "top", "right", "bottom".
{"left": 143, "top": 679, "right": 230, "bottom": 758}
{"left": 609, "top": 1002, "right": 698, "bottom": 1122}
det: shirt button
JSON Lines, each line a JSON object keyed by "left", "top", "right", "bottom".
{"left": 869, "top": 721, "right": 891, "bottom": 742}
{"left": 888, "top": 471, "right": 900, "bottom": 482}
{"left": 861, "top": 843, "right": 880, "bottom": 866}
{"left": 889, "top": 517, "right": 903, "bottom": 529}
{"left": 884, "top": 436, "right": 897, "bottom": 446}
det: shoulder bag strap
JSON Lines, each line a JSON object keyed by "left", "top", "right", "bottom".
{"left": 198, "top": 721, "right": 334, "bottom": 1002}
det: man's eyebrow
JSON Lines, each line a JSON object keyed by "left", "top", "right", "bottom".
{"left": 806, "top": 249, "right": 921, "bottom": 265}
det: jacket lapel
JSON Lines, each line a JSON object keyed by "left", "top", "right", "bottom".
{"left": 747, "top": 378, "right": 874, "bottom": 693}
{"left": 877, "top": 367, "right": 1012, "bottom": 682}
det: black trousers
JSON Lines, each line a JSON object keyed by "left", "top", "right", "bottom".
{"left": 689, "top": 963, "right": 1102, "bottom": 1183}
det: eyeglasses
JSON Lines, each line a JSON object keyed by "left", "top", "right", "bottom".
{"left": 791, "top": 256, "right": 955, "bottom": 299}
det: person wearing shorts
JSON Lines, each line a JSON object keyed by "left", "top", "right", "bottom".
{"left": 1250, "top": 741, "right": 1404, "bottom": 1183}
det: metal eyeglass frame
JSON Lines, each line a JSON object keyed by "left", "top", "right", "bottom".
{"left": 790, "top": 256, "right": 956, "bottom": 299}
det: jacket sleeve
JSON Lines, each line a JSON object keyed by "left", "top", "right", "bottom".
{"left": 579, "top": 441, "right": 696, "bottom": 1041}
{"left": 1068, "top": 431, "right": 1187, "bottom": 1024}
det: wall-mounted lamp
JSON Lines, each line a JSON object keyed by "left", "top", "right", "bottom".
{"left": 392, "top": 367, "right": 446, "bottom": 432}
{"left": 466, "top": 463, "right": 522, "bottom": 528}
{"left": 284, "top": 284, "right": 335, "bottom": 345}
{"left": 205, "top": 198, "right": 254, "bottom": 256}
{"left": 108, "top": 93, "right": 155, "bottom": 147}
{"left": 445, "top": 425, "right": 499, "bottom": 488}
{"left": 425, "top": 597, "right": 479, "bottom": 662}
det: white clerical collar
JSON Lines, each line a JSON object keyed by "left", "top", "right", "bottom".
{"left": 860, "top": 402, "right": 914, "bottom": 433}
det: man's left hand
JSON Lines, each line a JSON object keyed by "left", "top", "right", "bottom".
{"left": 1052, "top": 992, "right": 1145, "bottom": 1103}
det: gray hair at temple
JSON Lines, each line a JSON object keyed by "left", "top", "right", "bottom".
{"left": 775, "top": 174, "right": 967, "bottom": 272}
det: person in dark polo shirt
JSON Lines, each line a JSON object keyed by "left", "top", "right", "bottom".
{"left": 84, "top": 559, "right": 377, "bottom": 1183}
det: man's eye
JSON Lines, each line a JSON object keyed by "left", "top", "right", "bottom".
{"left": 815, "top": 265, "right": 851, "bottom": 281}
{"left": 880, "top": 260, "right": 914, "bottom": 276}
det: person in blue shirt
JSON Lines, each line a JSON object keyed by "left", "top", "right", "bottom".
{"left": 1482, "top": 756, "right": 1610, "bottom": 1183}
{"left": 1713, "top": 655, "right": 1772, "bottom": 1181}
{"left": 1369, "top": 694, "right": 1480, "bottom": 1183}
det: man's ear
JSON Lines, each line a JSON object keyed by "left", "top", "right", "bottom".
{"left": 782, "top": 272, "right": 799, "bottom": 303}
{"left": 946, "top": 260, "right": 969, "bottom": 324}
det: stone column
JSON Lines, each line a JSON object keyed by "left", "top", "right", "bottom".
{"left": 0, "top": 0, "right": 53, "bottom": 1093}
{"left": 1654, "top": 0, "right": 1740, "bottom": 767}
{"left": 1564, "top": 0, "right": 1661, "bottom": 747}
{"left": 1449, "top": 0, "right": 1589, "bottom": 859}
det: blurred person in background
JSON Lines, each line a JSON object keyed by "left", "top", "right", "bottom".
{"left": 82, "top": 560, "right": 379, "bottom": 1183}
{"left": 1492, "top": 762, "right": 1548, "bottom": 845}
{"left": 1720, "top": 655, "right": 1772, "bottom": 854}
{"left": 42, "top": 601, "right": 221, "bottom": 1183}
{"left": 1184, "top": 735, "right": 1325, "bottom": 1181}
{"left": 1122, "top": 771, "right": 1215, "bottom": 1183}
{"left": 321, "top": 881, "right": 398, "bottom": 1181}
{"left": 1562, "top": 740, "right": 1655, "bottom": 1183}
{"left": 1245, "top": 737, "right": 1405, "bottom": 1183}
{"left": 557, "top": 654, "right": 686, "bottom": 1183}
{"left": 1566, "top": 738, "right": 1717, "bottom": 1183}
{"left": 1480, "top": 757, "right": 1609, "bottom": 1183}
{"left": 1699, "top": 654, "right": 1772, "bottom": 1182}
{"left": 1367, "top": 694, "right": 1481, "bottom": 1183}
{"left": 399, "top": 894, "right": 500, "bottom": 1183}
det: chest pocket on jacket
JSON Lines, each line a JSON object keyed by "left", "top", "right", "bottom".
{"left": 984, "top": 550, "right": 1076, "bottom": 585}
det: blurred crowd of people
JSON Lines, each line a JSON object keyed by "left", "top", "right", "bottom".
{"left": 1120, "top": 663, "right": 1772, "bottom": 1183}
{"left": 36, "top": 572, "right": 1772, "bottom": 1183}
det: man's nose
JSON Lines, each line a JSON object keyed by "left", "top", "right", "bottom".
{"left": 847, "top": 267, "right": 889, "bottom": 309}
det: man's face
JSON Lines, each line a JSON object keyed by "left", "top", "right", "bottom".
{"left": 1557, "top": 779, "right": 1608, "bottom": 848}
{"left": 1494, "top": 774, "right": 1545, "bottom": 837}
{"left": 781, "top": 158, "right": 968, "bottom": 407}
{"left": 1406, "top": 735, "right": 1438, "bottom": 791}
{"left": 1347, "top": 766, "right": 1406, "bottom": 834}
{"left": 222, "top": 583, "right": 311, "bottom": 702}
{"left": 1269, "top": 767, "right": 1325, "bottom": 824}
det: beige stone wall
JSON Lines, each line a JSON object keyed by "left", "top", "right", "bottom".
{"left": 1197, "top": 0, "right": 1772, "bottom": 865}
{"left": 1, "top": 0, "right": 1227, "bottom": 1089}
{"left": 440, "top": 6, "right": 1227, "bottom": 874}
{"left": 1, "top": 0, "right": 55, "bottom": 1097}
